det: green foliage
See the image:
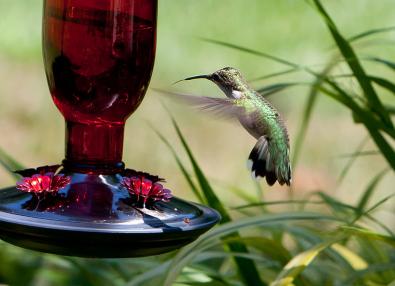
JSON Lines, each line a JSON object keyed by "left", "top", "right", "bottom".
{"left": 0, "top": 1, "right": 394, "bottom": 285}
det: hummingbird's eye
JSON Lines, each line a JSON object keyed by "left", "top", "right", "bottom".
{"left": 212, "top": 74, "right": 220, "bottom": 81}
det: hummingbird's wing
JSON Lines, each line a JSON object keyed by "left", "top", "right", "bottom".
{"left": 157, "top": 89, "right": 249, "bottom": 120}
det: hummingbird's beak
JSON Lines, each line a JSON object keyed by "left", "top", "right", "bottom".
{"left": 172, "top": 74, "right": 212, "bottom": 85}
{"left": 184, "top": 74, "right": 211, "bottom": 81}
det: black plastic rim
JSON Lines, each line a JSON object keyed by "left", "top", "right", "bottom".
{"left": 0, "top": 187, "right": 220, "bottom": 258}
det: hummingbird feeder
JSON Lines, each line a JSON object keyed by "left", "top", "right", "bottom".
{"left": 0, "top": 0, "right": 219, "bottom": 258}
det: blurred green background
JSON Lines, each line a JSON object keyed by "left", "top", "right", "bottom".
{"left": 0, "top": 2, "right": 394, "bottom": 284}
{"left": 0, "top": 0, "right": 393, "bottom": 215}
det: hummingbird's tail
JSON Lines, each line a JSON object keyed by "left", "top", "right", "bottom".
{"left": 248, "top": 136, "right": 291, "bottom": 186}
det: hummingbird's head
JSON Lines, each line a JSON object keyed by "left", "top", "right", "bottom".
{"left": 183, "top": 67, "right": 248, "bottom": 98}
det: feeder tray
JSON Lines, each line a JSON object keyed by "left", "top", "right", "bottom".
{"left": 0, "top": 173, "right": 220, "bottom": 257}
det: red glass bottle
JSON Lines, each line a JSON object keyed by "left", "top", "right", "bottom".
{"left": 43, "top": 0, "right": 157, "bottom": 171}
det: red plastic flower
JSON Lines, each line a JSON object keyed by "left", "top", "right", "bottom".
{"left": 121, "top": 176, "right": 172, "bottom": 207}
{"left": 122, "top": 169, "right": 165, "bottom": 183}
{"left": 16, "top": 172, "right": 71, "bottom": 196}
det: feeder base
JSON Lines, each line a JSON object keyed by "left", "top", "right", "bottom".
{"left": 0, "top": 173, "right": 220, "bottom": 257}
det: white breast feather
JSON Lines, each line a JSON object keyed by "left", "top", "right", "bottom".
{"left": 232, "top": 90, "right": 243, "bottom": 99}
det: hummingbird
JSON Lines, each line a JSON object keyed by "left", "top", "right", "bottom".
{"left": 172, "top": 67, "right": 291, "bottom": 186}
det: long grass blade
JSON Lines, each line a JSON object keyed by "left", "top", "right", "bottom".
{"left": 250, "top": 68, "right": 299, "bottom": 82}
{"left": 292, "top": 60, "right": 338, "bottom": 170}
{"left": 314, "top": 191, "right": 356, "bottom": 216}
{"left": 330, "top": 244, "right": 368, "bottom": 271}
{"left": 170, "top": 117, "right": 230, "bottom": 221}
{"left": 348, "top": 26, "right": 395, "bottom": 42}
{"left": 291, "top": 86, "right": 318, "bottom": 171}
{"left": 370, "top": 76, "right": 395, "bottom": 94}
{"left": 0, "top": 146, "right": 25, "bottom": 180}
{"left": 337, "top": 136, "right": 369, "bottom": 185}
{"left": 362, "top": 124, "right": 395, "bottom": 170}
{"left": 363, "top": 212, "right": 395, "bottom": 237}
{"left": 312, "top": 0, "right": 394, "bottom": 130}
{"left": 338, "top": 150, "right": 379, "bottom": 158}
{"left": 317, "top": 85, "right": 395, "bottom": 169}
{"left": 386, "top": 105, "right": 395, "bottom": 114}
{"left": 257, "top": 82, "right": 301, "bottom": 97}
{"left": 222, "top": 236, "right": 292, "bottom": 265}
{"left": 323, "top": 79, "right": 395, "bottom": 142}
{"left": 202, "top": 38, "right": 298, "bottom": 68}
{"left": 233, "top": 199, "right": 324, "bottom": 210}
{"left": 127, "top": 261, "right": 172, "bottom": 286}
{"left": 152, "top": 126, "right": 205, "bottom": 203}
{"left": 364, "top": 194, "right": 395, "bottom": 218}
{"left": 368, "top": 57, "right": 395, "bottom": 72}
{"left": 340, "top": 226, "right": 395, "bottom": 247}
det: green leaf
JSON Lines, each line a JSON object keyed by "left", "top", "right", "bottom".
{"left": 222, "top": 236, "right": 292, "bottom": 265}
{"left": 340, "top": 226, "right": 395, "bottom": 247}
{"left": 163, "top": 212, "right": 340, "bottom": 286}
{"left": 342, "top": 263, "right": 395, "bottom": 285}
{"left": 362, "top": 124, "right": 395, "bottom": 170}
{"left": 330, "top": 243, "right": 368, "bottom": 271}
{"left": 363, "top": 212, "right": 395, "bottom": 237}
{"left": 368, "top": 57, "right": 395, "bottom": 72}
{"left": 66, "top": 258, "right": 124, "bottom": 286}
{"left": 176, "top": 266, "right": 231, "bottom": 286}
{"left": 370, "top": 76, "right": 395, "bottom": 94}
{"left": 353, "top": 237, "right": 395, "bottom": 282}
{"left": 250, "top": 68, "right": 299, "bottom": 82}
{"left": 312, "top": 0, "right": 394, "bottom": 130}
{"left": 314, "top": 191, "right": 356, "bottom": 216}
{"left": 257, "top": 82, "right": 301, "bottom": 97}
{"left": 317, "top": 85, "right": 395, "bottom": 170}
{"left": 270, "top": 237, "right": 343, "bottom": 286}
{"left": 188, "top": 250, "right": 278, "bottom": 266}
{"left": 348, "top": 26, "right": 395, "bottom": 42}
{"left": 126, "top": 261, "right": 172, "bottom": 286}
{"left": 364, "top": 194, "right": 395, "bottom": 218}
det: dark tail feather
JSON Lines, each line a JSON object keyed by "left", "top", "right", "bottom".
{"left": 248, "top": 136, "right": 291, "bottom": 186}
{"left": 265, "top": 171, "right": 277, "bottom": 186}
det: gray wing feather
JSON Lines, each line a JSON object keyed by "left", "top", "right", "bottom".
{"left": 159, "top": 89, "right": 249, "bottom": 120}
